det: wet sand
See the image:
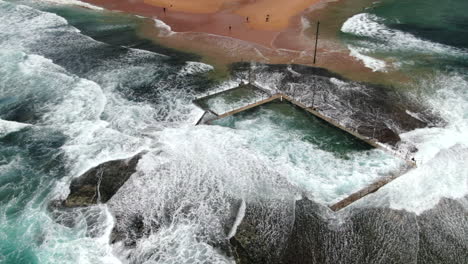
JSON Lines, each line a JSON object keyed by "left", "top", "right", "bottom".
{"left": 145, "top": 0, "right": 322, "bottom": 31}
{"left": 83, "top": 0, "right": 409, "bottom": 84}
{"left": 84, "top": 0, "right": 315, "bottom": 49}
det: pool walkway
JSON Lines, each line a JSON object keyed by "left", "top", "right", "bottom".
{"left": 193, "top": 83, "right": 416, "bottom": 212}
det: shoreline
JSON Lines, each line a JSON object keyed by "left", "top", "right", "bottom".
{"left": 81, "top": 0, "right": 409, "bottom": 84}
{"left": 83, "top": 0, "right": 319, "bottom": 50}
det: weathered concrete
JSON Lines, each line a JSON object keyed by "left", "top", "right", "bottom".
{"left": 329, "top": 164, "right": 413, "bottom": 211}
{"left": 207, "top": 94, "right": 282, "bottom": 123}
{"left": 193, "top": 83, "right": 269, "bottom": 116}
{"left": 230, "top": 63, "right": 444, "bottom": 147}
{"left": 195, "top": 90, "right": 415, "bottom": 211}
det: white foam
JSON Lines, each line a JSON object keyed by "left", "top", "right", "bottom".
{"left": 405, "top": 109, "right": 425, "bottom": 123}
{"left": 341, "top": 13, "right": 467, "bottom": 57}
{"left": 196, "top": 79, "right": 239, "bottom": 99}
{"left": 39, "top": 0, "right": 104, "bottom": 10}
{"left": 178, "top": 61, "right": 214, "bottom": 76}
{"left": 359, "top": 73, "right": 468, "bottom": 214}
{"left": 203, "top": 89, "right": 267, "bottom": 115}
{"left": 0, "top": 119, "right": 31, "bottom": 137}
{"left": 127, "top": 224, "right": 233, "bottom": 264}
{"left": 300, "top": 16, "right": 311, "bottom": 33}
{"left": 227, "top": 199, "right": 246, "bottom": 239}
{"left": 34, "top": 205, "right": 122, "bottom": 264}
{"left": 154, "top": 18, "right": 176, "bottom": 36}
{"left": 348, "top": 45, "right": 387, "bottom": 72}
{"left": 0, "top": 1, "right": 81, "bottom": 52}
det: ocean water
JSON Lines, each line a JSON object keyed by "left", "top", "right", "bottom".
{"left": 339, "top": 0, "right": 468, "bottom": 213}
{"left": 212, "top": 101, "right": 404, "bottom": 205}
{"left": 0, "top": 0, "right": 467, "bottom": 263}
{"left": 0, "top": 1, "right": 212, "bottom": 262}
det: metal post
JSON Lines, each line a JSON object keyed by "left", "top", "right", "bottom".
{"left": 312, "top": 75, "right": 317, "bottom": 107}
{"left": 248, "top": 62, "right": 252, "bottom": 84}
{"left": 373, "top": 109, "right": 379, "bottom": 139}
{"left": 313, "top": 21, "right": 320, "bottom": 64}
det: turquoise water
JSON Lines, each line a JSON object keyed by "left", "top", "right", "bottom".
{"left": 0, "top": 0, "right": 467, "bottom": 263}
{"left": 195, "top": 84, "right": 268, "bottom": 115}
{"left": 339, "top": 0, "right": 468, "bottom": 215}
{"left": 0, "top": 1, "right": 214, "bottom": 262}
{"left": 340, "top": 0, "right": 468, "bottom": 72}
{"left": 372, "top": 0, "right": 468, "bottom": 49}
{"left": 213, "top": 100, "right": 371, "bottom": 156}
{"left": 212, "top": 101, "right": 403, "bottom": 205}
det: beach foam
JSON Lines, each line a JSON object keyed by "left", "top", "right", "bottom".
{"left": 357, "top": 72, "right": 468, "bottom": 214}
{"left": 348, "top": 45, "right": 387, "bottom": 72}
{"left": 154, "top": 18, "right": 176, "bottom": 36}
{"left": 39, "top": 0, "right": 103, "bottom": 10}
{"left": 341, "top": 13, "right": 468, "bottom": 57}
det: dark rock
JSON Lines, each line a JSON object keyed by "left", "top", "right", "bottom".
{"left": 230, "top": 198, "right": 296, "bottom": 264}
{"left": 110, "top": 214, "right": 148, "bottom": 247}
{"left": 231, "top": 197, "right": 422, "bottom": 264}
{"left": 230, "top": 63, "right": 445, "bottom": 146}
{"left": 417, "top": 197, "right": 468, "bottom": 264}
{"left": 348, "top": 207, "right": 419, "bottom": 264}
{"left": 281, "top": 198, "right": 337, "bottom": 264}
{"left": 62, "top": 152, "right": 145, "bottom": 207}
{"left": 357, "top": 125, "right": 401, "bottom": 145}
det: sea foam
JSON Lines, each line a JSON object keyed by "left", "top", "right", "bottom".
{"left": 341, "top": 13, "right": 467, "bottom": 57}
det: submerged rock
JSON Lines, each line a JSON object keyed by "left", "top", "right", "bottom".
{"left": 62, "top": 153, "right": 144, "bottom": 208}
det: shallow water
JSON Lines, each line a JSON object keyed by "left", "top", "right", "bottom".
{"left": 0, "top": 0, "right": 467, "bottom": 263}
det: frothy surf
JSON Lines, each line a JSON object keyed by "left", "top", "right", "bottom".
{"left": 341, "top": 13, "right": 468, "bottom": 71}
{"left": 1, "top": 0, "right": 468, "bottom": 262}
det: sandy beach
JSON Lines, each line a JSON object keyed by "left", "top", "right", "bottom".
{"left": 82, "top": 0, "right": 403, "bottom": 83}
{"left": 144, "top": 0, "right": 322, "bottom": 30}
{"left": 84, "top": 0, "right": 320, "bottom": 49}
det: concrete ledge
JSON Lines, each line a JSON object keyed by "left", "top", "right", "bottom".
{"left": 329, "top": 164, "right": 412, "bottom": 211}
{"left": 193, "top": 91, "right": 416, "bottom": 211}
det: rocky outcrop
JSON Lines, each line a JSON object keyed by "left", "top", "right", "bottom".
{"left": 357, "top": 125, "right": 401, "bottom": 145}
{"left": 230, "top": 199, "right": 295, "bottom": 264}
{"left": 228, "top": 196, "right": 468, "bottom": 264}
{"left": 417, "top": 198, "right": 468, "bottom": 264}
{"left": 231, "top": 63, "right": 444, "bottom": 146}
{"left": 61, "top": 153, "right": 144, "bottom": 208}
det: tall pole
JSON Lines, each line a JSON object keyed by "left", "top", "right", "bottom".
{"left": 373, "top": 109, "right": 379, "bottom": 139}
{"left": 313, "top": 21, "right": 320, "bottom": 64}
{"left": 248, "top": 62, "right": 252, "bottom": 84}
{"left": 312, "top": 78, "right": 316, "bottom": 107}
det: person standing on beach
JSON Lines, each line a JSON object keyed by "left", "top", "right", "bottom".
{"left": 229, "top": 25, "right": 232, "bottom": 31}
{"left": 266, "top": 14, "right": 270, "bottom": 22}
{"left": 163, "top": 7, "right": 166, "bottom": 14}
{"left": 246, "top": 16, "right": 249, "bottom": 23}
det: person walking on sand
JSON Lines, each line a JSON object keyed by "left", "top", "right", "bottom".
{"left": 229, "top": 25, "right": 232, "bottom": 32}
{"left": 266, "top": 14, "right": 270, "bottom": 22}
{"left": 163, "top": 7, "right": 166, "bottom": 14}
